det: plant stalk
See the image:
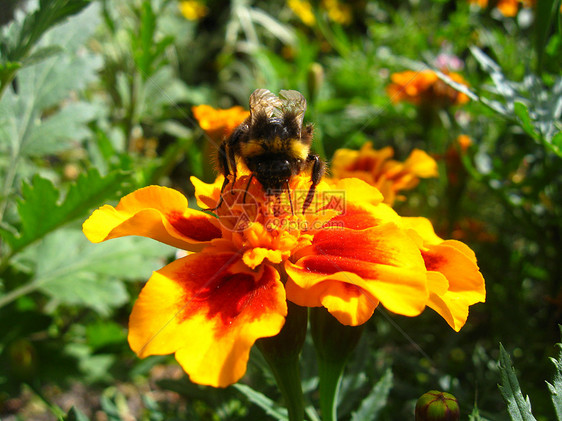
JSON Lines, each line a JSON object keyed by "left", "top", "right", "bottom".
{"left": 257, "top": 302, "right": 308, "bottom": 421}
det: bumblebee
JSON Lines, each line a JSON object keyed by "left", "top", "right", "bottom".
{"left": 214, "top": 89, "right": 325, "bottom": 213}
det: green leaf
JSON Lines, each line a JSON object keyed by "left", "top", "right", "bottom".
{"left": 233, "top": 383, "right": 288, "bottom": 421}
{"left": 0, "top": 0, "right": 92, "bottom": 95}
{"left": 1, "top": 0, "right": 92, "bottom": 63}
{"left": 498, "top": 344, "right": 538, "bottom": 421}
{"left": 0, "top": 61, "right": 22, "bottom": 80}
{"left": 546, "top": 327, "right": 562, "bottom": 419}
{"left": 0, "top": 4, "right": 102, "bottom": 211}
{"left": 350, "top": 368, "right": 393, "bottom": 421}
{"left": 85, "top": 320, "right": 127, "bottom": 351}
{"left": 64, "top": 406, "right": 90, "bottom": 421}
{"left": 535, "top": 0, "right": 558, "bottom": 74}
{"left": 0, "top": 3, "right": 101, "bottom": 144}
{"left": 513, "top": 102, "right": 539, "bottom": 140}
{"left": 21, "top": 101, "right": 98, "bottom": 156}
{"left": 552, "top": 131, "right": 562, "bottom": 151}
{"left": 30, "top": 228, "right": 172, "bottom": 315}
{"left": 0, "top": 169, "right": 130, "bottom": 254}
{"left": 137, "top": 0, "right": 157, "bottom": 77}
{"left": 468, "top": 405, "right": 493, "bottom": 421}
{"left": 21, "top": 45, "right": 63, "bottom": 67}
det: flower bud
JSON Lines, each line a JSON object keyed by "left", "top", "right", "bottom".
{"left": 415, "top": 390, "right": 460, "bottom": 421}
{"left": 8, "top": 339, "right": 37, "bottom": 379}
{"left": 307, "top": 62, "right": 324, "bottom": 101}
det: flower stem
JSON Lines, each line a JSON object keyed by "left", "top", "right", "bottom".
{"left": 316, "top": 356, "right": 344, "bottom": 421}
{"left": 257, "top": 302, "right": 308, "bottom": 421}
{"left": 310, "top": 307, "right": 365, "bottom": 421}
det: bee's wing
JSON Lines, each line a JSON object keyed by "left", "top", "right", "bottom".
{"left": 279, "top": 90, "right": 307, "bottom": 130}
{"left": 249, "top": 89, "right": 283, "bottom": 122}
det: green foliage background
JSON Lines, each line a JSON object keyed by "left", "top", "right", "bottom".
{"left": 0, "top": 0, "right": 561, "bottom": 419}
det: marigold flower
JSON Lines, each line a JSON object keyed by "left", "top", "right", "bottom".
{"left": 192, "top": 104, "right": 250, "bottom": 141}
{"left": 178, "top": 0, "right": 208, "bottom": 21}
{"left": 468, "top": 0, "right": 536, "bottom": 16}
{"left": 322, "top": 0, "right": 352, "bottom": 25}
{"left": 330, "top": 142, "right": 438, "bottom": 205}
{"left": 288, "top": 0, "right": 316, "bottom": 26}
{"left": 440, "top": 134, "right": 472, "bottom": 187}
{"left": 387, "top": 70, "right": 470, "bottom": 107}
{"left": 83, "top": 170, "right": 484, "bottom": 386}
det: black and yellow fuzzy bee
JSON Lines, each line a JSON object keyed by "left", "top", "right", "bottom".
{"left": 214, "top": 89, "right": 325, "bottom": 213}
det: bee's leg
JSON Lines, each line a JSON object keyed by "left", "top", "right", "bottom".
{"left": 229, "top": 167, "right": 237, "bottom": 195}
{"left": 286, "top": 180, "right": 294, "bottom": 215}
{"left": 243, "top": 173, "right": 254, "bottom": 203}
{"left": 226, "top": 134, "right": 239, "bottom": 195}
{"left": 203, "top": 143, "right": 230, "bottom": 212}
{"left": 303, "top": 153, "right": 325, "bottom": 214}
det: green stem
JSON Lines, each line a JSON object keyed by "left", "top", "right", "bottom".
{"left": 316, "top": 356, "right": 345, "bottom": 421}
{"left": 0, "top": 280, "right": 40, "bottom": 309}
{"left": 310, "top": 307, "right": 365, "bottom": 421}
{"left": 26, "top": 381, "right": 66, "bottom": 420}
{"left": 265, "top": 348, "right": 304, "bottom": 421}
{"left": 257, "top": 302, "right": 307, "bottom": 421}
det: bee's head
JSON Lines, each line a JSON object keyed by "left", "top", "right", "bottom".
{"left": 248, "top": 154, "right": 294, "bottom": 192}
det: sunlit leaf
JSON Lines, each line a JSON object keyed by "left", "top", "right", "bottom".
{"left": 21, "top": 45, "right": 63, "bottom": 67}
{"left": 552, "top": 132, "right": 562, "bottom": 151}
{"left": 233, "top": 383, "right": 288, "bottom": 421}
{"left": 513, "top": 102, "right": 538, "bottom": 140}
{"left": 547, "top": 327, "right": 562, "bottom": 419}
{"left": 85, "top": 320, "right": 127, "bottom": 351}
{"left": 0, "top": 169, "right": 130, "bottom": 254}
{"left": 498, "top": 344, "right": 538, "bottom": 421}
{"left": 0, "top": 3, "right": 101, "bottom": 175}
{"left": 0, "top": 0, "right": 92, "bottom": 94}
{"left": 350, "top": 368, "right": 393, "bottom": 421}
{"left": 30, "top": 228, "right": 172, "bottom": 315}
{"left": 64, "top": 406, "right": 90, "bottom": 421}
{"left": 535, "top": 0, "right": 558, "bottom": 74}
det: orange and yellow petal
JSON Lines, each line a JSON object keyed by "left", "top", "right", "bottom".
{"left": 403, "top": 149, "right": 439, "bottom": 179}
{"left": 324, "top": 200, "right": 401, "bottom": 231}
{"left": 402, "top": 216, "right": 444, "bottom": 246}
{"left": 402, "top": 216, "right": 485, "bottom": 330}
{"left": 286, "top": 223, "right": 429, "bottom": 325}
{"left": 191, "top": 175, "right": 224, "bottom": 210}
{"left": 128, "top": 248, "right": 287, "bottom": 387}
{"left": 286, "top": 273, "right": 378, "bottom": 325}
{"left": 497, "top": 0, "right": 519, "bottom": 16}
{"left": 423, "top": 240, "right": 486, "bottom": 305}
{"left": 326, "top": 177, "right": 384, "bottom": 207}
{"left": 83, "top": 186, "right": 221, "bottom": 251}
{"left": 192, "top": 105, "right": 249, "bottom": 140}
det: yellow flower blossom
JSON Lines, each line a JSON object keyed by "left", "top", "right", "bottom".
{"left": 288, "top": 0, "right": 316, "bottom": 26}
{"left": 192, "top": 104, "right": 250, "bottom": 141}
{"left": 178, "top": 0, "right": 208, "bottom": 21}
{"left": 387, "top": 69, "right": 470, "bottom": 107}
{"left": 330, "top": 142, "right": 439, "bottom": 205}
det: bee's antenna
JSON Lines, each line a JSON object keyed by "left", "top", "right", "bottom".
{"left": 243, "top": 174, "right": 254, "bottom": 204}
{"left": 202, "top": 176, "right": 229, "bottom": 212}
{"left": 286, "top": 181, "right": 294, "bottom": 215}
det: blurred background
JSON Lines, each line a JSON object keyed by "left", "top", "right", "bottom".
{"left": 0, "top": 0, "right": 561, "bottom": 419}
